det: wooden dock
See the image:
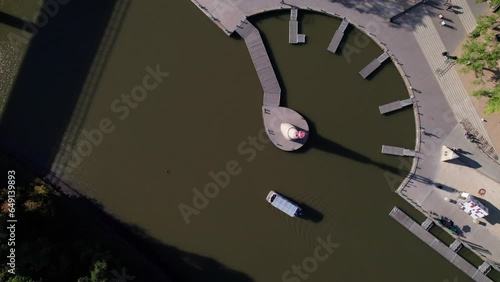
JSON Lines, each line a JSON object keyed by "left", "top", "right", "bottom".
{"left": 236, "top": 20, "right": 281, "bottom": 107}
{"left": 359, "top": 52, "right": 390, "bottom": 79}
{"left": 382, "top": 145, "right": 416, "bottom": 157}
{"left": 327, "top": 18, "right": 349, "bottom": 53}
{"left": 379, "top": 98, "right": 414, "bottom": 114}
{"left": 289, "top": 7, "right": 305, "bottom": 44}
{"left": 389, "top": 207, "right": 493, "bottom": 282}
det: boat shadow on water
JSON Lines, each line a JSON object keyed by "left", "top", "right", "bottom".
{"left": 297, "top": 202, "right": 324, "bottom": 223}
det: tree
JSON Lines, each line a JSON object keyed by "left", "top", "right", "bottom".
{"left": 476, "top": 0, "right": 500, "bottom": 8}
{"left": 77, "top": 260, "right": 113, "bottom": 282}
{"left": 456, "top": 37, "right": 500, "bottom": 82}
{"left": 473, "top": 86, "right": 500, "bottom": 113}
{"left": 470, "top": 14, "right": 499, "bottom": 37}
{"left": 7, "top": 275, "right": 35, "bottom": 282}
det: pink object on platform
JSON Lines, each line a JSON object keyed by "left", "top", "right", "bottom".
{"left": 295, "top": 131, "right": 306, "bottom": 139}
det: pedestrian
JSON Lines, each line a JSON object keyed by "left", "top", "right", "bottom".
{"left": 442, "top": 51, "right": 448, "bottom": 56}
{"left": 481, "top": 118, "right": 486, "bottom": 122}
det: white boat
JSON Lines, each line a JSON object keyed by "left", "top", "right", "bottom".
{"left": 266, "top": 190, "right": 302, "bottom": 217}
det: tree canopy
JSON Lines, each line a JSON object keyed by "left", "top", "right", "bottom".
{"left": 0, "top": 177, "right": 118, "bottom": 281}
{"left": 473, "top": 86, "right": 500, "bottom": 113}
{"left": 457, "top": 13, "right": 500, "bottom": 113}
{"left": 476, "top": 0, "right": 500, "bottom": 9}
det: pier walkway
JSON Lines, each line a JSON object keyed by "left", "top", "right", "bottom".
{"left": 390, "top": 207, "right": 493, "bottom": 282}
{"left": 236, "top": 20, "right": 281, "bottom": 107}
{"left": 379, "top": 98, "right": 414, "bottom": 114}
{"left": 289, "top": 7, "right": 305, "bottom": 44}
{"left": 382, "top": 145, "right": 416, "bottom": 157}
{"left": 236, "top": 19, "right": 309, "bottom": 151}
{"left": 327, "top": 18, "right": 348, "bottom": 54}
{"left": 359, "top": 52, "right": 389, "bottom": 79}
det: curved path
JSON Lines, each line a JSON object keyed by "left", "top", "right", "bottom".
{"left": 191, "top": 0, "right": 500, "bottom": 274}
{"left": 235, "top": 18, "right": 309, "bottom": 151}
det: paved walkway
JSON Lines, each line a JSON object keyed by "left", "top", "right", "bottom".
{"left": 455, "top": 0, "right": 478, "bottom": 33}
{"left": 410, "top": 5, "right": 493, "bottom": 149}
{"left": 191, "top": 0, "right": 500, "bottom": 271}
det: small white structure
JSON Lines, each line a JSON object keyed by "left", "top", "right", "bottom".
{"left": 459, "top": 192, "right": 489, "bottom": 219}
{"left": 280, "top": 123, "right": 307, "bottom": 141}
{"left": 441, "top": 146, "right": 459, "bottom": 162}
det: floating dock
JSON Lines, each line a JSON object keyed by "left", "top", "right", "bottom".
{"left": 450, "top": 239, "right": 463, "bottom": 252}
{"left": 236, "top": 20, "right": 281, "bottom": 107}
{"left": 327, "top": 18, "right": 349, "bottom": 53}
{"left": 359, "top": 52, "right": 390, "bottom": 79}
{"left": 389, "top": 207, "right": 493, "bottom": 282}
{"left": 421, "top": 217, "right": 433, "bottom": 231}
{"left": 379, "top": 98, "right": 414, "bottom": 114}
{"left": 382, "top": 145, "right": 416, "bottom": 157}
{"left": 289, "top": 7, "right": 305, "bottom": 44}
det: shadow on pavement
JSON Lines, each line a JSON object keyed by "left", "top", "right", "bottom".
{"left": 445, "top": 153, "right": 482, "bottom": 169}
{"left": 481, "top": 198, "right": 500, "bottom": 226}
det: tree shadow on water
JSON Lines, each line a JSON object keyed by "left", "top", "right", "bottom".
{"left": 67, "top": 194, "right": 255, "bottom": 282}
{"left": 0, "top": 0, "right": 127, "bottom": 175}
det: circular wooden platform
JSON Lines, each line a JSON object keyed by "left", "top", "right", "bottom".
{"left": 262, "top": 106, "right": 309, "bottom": 151}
